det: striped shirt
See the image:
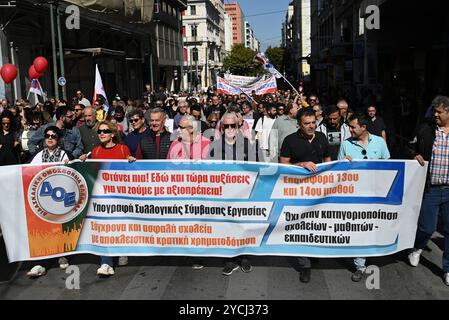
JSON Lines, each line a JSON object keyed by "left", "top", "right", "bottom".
{"left": 430, "top": 128, "right": 449, "bottom": 185}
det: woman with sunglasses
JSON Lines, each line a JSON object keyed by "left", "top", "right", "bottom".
{"left": 88, "top": 121, "right": 136, "bottom": 276}
{"left": 30, "top": 126, "right": 70, "bottom": 164}
{"left": 27, "top": 126, "right": 70, "bottom": 277}
{"left": 207, "top": 112, "right": 220, "bottom": 130}
{"left": 0, "top": 112, "right": 21, "bottom": 166}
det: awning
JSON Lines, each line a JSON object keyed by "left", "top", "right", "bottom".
{"left": 65, "top": 48, "right": 126, "bottom": 57}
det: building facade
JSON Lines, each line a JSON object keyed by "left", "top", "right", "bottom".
{"left": 224, "top": 12, "right": 233, "bottom": 54}
{"left": 0, "top": 0, "right": 186, "bottom": 102}
{"left": 153, "top": 0, "right": 188, "bottom": 92}
{"left": 310, "top": 0, "right": 449, "bottom": 140}
{"left": 282, "top": 0, "right": 311, "bottom": 84}
{"left": 282, "top": 2, "right": 296, "bottom": 80}
{"left": 183, "top": 0, "right": 222, "bottom": 90}
{"left": 224, "top": 2, "right": 245, "bottom": 46}
{"left": 244, "top": 21, "right": 260, "bottom": 52}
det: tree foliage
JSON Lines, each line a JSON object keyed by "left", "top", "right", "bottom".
{"left": 223, "top": 44, "right": 264, "bottom": 76}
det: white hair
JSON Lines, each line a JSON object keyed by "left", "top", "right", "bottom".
{"left": 221, "top": 112, "right": 239, "bottom": 123}
{"left": 180, "top": 115, "right": 199, "bottom": 131}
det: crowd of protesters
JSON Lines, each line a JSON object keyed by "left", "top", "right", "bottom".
{"left": 1, "top": 83, "right": 449, "bottom": 287}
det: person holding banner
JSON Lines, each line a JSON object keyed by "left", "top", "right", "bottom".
{"left": 167, "top": 115, "right": 210, "bottom": 160}
{"left": 337, "top": 113, "right": 390, "bottom": 282}
{"left": 136, "top": 108, "right": 172, "bottom": 160}
{"left": 85, "top": 121, "right": 136, "bottom": 276}
{"left": 407, "top": 96, "right": 449, "bottom": 286}
{"left": 208, "top": 112, "right": 259, "bottom": 275}
{"left": 27, "top": 126, "right": 71, "bottom": 277}
{"left": 280, "top": 108, "right": 331, "bottom": 283}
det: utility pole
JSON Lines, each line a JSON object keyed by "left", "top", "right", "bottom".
{"left": 56, "top": 5, "right": 67, "bottom": 100}
{"left": 178, "top": 9, "right": 184, "bottom": 91}
{"left": 50, "top": 3, "right": 59, "bottom": 100}
{"left": 9, "top": 41, "right": 17, "bottom": 101}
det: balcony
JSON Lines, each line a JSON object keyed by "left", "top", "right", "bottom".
{"left": 184, "top": 36, "right": 219, "bottom": 46}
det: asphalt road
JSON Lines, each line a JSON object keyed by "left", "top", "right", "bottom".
{"left": 1, "top": 233, "right": 449, "bottom": 300}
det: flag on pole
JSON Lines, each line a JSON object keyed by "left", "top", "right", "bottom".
{"left": 254, "top": 53, "right": 268, "bottom": 66}
{"left": 27, "top": 79, "right": 46, "bottom": 105}
{"left": 254, "top": 53, "right": 282, "bottom": 79}
{"left": 254, "top": 53, "right": 298, "bottom": 93}
{"left": 93, "top": 64, "right": 110, "bottom": 113}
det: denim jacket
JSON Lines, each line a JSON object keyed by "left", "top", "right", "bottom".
{"left": 28, "top": 122, "right": 84, "bottom": 159}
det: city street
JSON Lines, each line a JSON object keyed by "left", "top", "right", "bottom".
{"left": 1, "top": 0, "right": 448, "bottom": 303}
{"left": 1, "top": 234, "right": 449, "bottom": 300}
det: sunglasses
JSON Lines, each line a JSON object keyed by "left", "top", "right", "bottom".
{"left": 362, "top": 149, "right": 368, "bottom": 159}
{"left": 45, "top": 134, "right": 58, "bottom": 139}
{"left": 223, "top": 124, "right": 238, "bottom": 129}
{"left": 74, "top": 108, "right": 83, "bottom": 112}
{"left": 178, "top": 125, "right": 192, "bottom": 130}
{"left": 2, "top": 122, "right": 10, "bottom": 126}
{"left": 130, "top": 118, "right": 141, "bottom": 123}
{"left": 97, "top": 129, "right": 112, "bottom": 134}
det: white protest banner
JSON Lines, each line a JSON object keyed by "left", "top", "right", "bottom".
{"left": 0, "top": 160, "right": 427, "bottom": 262}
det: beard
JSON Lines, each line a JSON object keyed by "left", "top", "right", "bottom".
{"left": 64, "top": 121, "right": 74, "bottom": 129}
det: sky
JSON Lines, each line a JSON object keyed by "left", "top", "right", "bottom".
{"left": 227, "top": 0, "right": 292, "bottom": 52}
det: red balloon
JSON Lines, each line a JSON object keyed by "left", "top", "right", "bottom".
{"left": 33, "top": 57, "right": 48, "bottom": 74}
{"left": 0, "top": 64, "right": 18, "bottom": 84}
{"left": 28, "top": 65, "right": 41, "bottom": 80}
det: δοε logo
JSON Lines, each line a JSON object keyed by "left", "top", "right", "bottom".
{"left": 28, "top": 167, "right": 89, "bottom": 224}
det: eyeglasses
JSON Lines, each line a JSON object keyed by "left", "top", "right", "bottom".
{"left": 130, "top": 118, "right": 141, "bottom": 123}
{"left": 45, "top": 134, "right": 58, "bottom": 140}
{"left": 362, "top": 149, "right": 368, "bottom": 159}
{"left": 97, "top": 129, "right": 112, "bottom": 134}
{"left": 223, "top": 124, "right": 238, "bottom": 129}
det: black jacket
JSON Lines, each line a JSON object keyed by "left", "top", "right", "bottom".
{"left": 208, "top": 133, "right": 259, "bottom": 162}
{"left": 406, "top": 122, "right": 437, "bottom": 189}
{"left": 139, "top": 130, "right": 172, "bottom": 159}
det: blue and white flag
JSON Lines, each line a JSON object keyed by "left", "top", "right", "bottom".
{"left": 254, "top": 53, "right": 283, "bottom": 79}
